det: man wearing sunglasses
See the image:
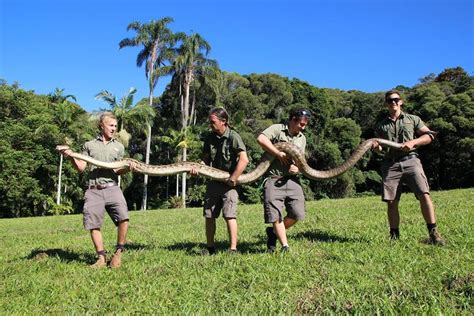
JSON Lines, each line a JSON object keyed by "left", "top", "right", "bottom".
{"left": 257, "top": 108, "right": 311, "bottom": 253}
{"left": 373, "top": 90, "right": 445, "bottom": 245}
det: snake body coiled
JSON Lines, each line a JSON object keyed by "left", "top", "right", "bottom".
{"left": 56, "top": 138, "right": 401, "bottom": 184}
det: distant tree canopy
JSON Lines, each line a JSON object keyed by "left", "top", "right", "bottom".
{"left": 0, "top": 66, "right": 473, "bottom": 217}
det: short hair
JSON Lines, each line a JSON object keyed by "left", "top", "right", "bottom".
{"left": 384, "top": 90, "right": 402, "bottom": 101}
{"left": 289, "top": 108, "right": 311, "bottom": 120}
{"left": 98, "top": 112, "right": 117, "bottom": 129}
{"left": 209, "top": 107, "right": 229, "bottom": 125}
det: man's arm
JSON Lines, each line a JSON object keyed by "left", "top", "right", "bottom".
{"left": 401, "top": 126, "right": 433, "bottom": 152}
{"left": 59, "top": 149, "right": 87, "bottom": 172}
{"left": 257, "top": 134, "right": 290, "bottom": 165}
{"left": 227, "top": 151, "right": 249, "bottom": 186}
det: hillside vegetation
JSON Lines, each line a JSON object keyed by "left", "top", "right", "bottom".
{"left": 1, "top": 66, "right": 473, "bottom": 216}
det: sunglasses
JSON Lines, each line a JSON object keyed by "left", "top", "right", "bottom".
{"left": 295, "top": 109, "right": 311, "bottom": 117}
{"left": 386, "top": 98, "right": 401, "bottom": 104}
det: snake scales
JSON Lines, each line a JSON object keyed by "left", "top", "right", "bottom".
{"left": 56, "top": 138, "right": 401, "bottom": 185}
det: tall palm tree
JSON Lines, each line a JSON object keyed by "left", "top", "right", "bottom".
{"left": 48, "top": 88, "right": 78, "bottom": 205}
{"left": 173, "top": 32, "right": 218, "bottom": 207}
{"left": 119, "top": 17, "right": 177, "bottom": 210}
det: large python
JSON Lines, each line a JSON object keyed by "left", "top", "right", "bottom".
{"left": 56, "top": 138, "right": 401, "bottom": 184}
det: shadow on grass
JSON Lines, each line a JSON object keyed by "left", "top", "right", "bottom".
{"left": 26, "top": 248, "right": 95, "bottom": 264}
{"left": 26, "top": 242, "right": 151, "bottom": 264}
{"left": 164, "top": 239, "right": 265, "bottom": 255}
{"left": 293, "top": 229, "right": 369, "bottom": 243}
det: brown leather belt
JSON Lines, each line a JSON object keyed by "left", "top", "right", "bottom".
{"left": 88, "top": 182, "right": 117, "bottom": 190}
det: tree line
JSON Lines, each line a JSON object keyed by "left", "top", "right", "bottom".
{"left": 0, "top": 18, "right": 472, "bottom": 218}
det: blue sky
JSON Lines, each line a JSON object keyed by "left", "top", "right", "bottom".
{"left": 1, "top": 0, "right": 473, "bottom": 112}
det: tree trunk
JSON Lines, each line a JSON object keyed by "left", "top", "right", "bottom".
{"left": 176, "top": 174, "right": 179, "bottom": 197}
{"left": 182, "top": 146, "right": 187, "bottom": 208}
{"left": 56, "top": 154, "right": 63, "bottom": 205}
{"left": 142, "top": 88, "right": 153, "bottom": 210}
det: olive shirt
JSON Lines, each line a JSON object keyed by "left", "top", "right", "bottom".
{"left": 203, "top": 127, "right": 246, "bottom": 173}
{"left": 81, "top": 135, "right": 124, "bottom": 186}
{"left": 260, "top": 123, "right": 307, "bottom": 177}
{"left": 375, "top": 112, "right": 425, "bottom": 161}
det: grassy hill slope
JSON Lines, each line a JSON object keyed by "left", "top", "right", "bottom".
{"left": 1, "top": 189, "right": 473, "bottom": 314}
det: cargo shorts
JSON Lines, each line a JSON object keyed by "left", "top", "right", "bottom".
{"left": 83, "top": 185, "right": 129, "bottom": 230}
{"left": 263, "top": 177, "right": 305, "bottom": 223}
{"left": 381, "top": 157, "right": 430, "bottom": 201}
{"left": 203, "top": 181, "right": 239, "bottom": 219}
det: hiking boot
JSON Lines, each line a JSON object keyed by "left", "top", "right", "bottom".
{"left": 281, "top": 245, "right": 290, "bottom": 253}
{"left": 202, "top": 246, "right": 216, "bottom": 256}
{"left": 109, "top": 250, "right": 123, "bottom": 269}
{"left": 428, "top": 228, "right": 446, "bottom": 246}
{"left": 91, "top": 254, "right": 107, "bottom": 268}
{"left": 389, "top": 228, "right": 400, "bottom": 240}
{"left": 266, "top": 227, "right": 277, "bottom": 250}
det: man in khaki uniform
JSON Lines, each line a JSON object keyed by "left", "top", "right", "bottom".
{"left": 191, "top": 108, "right": 249, "bottom": 254}
{"left": 257, "top": 108, "right": 311, "bottom": 253}
{"left": 373, "top": 90, "right": 445, "bottom": 245}
{"left": 59, "top": 112, "right": 135, "bottom": 267}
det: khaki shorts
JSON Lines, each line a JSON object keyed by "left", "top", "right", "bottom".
{"left": 83, "top": 185, "right": 129, "bottom": 230}
{"left": 263, "top": 177, "right": 305, "bottom": 223}
{"left": 203, "top": 181, "right": 239, "bottom": 219}
{"left": 381, "top": 157, "right": 430, "bottom": 201}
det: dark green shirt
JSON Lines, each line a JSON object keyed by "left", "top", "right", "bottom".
{"left": 81, "top": 135, "right": 124, "bottom": 186}
{"left": 203, "top": 127, "right": 246, "bottom": 173}
{"left": 375, "top": 112, "right": 425, "bottom": 160}
{"left": 261, "top": 123, "right": 307, "bottom": 176}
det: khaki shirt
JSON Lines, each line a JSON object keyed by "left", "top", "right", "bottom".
{"left": 203, "top": 127, "right": 246, "bottom": 173}
{"left": 261, "top": 123, "right": 307, "bottom": 176}
{"left": 81, "top": 135, "right": 124, "bottom": 186}
{"left": 375, "top": 112, "right": 425, "bottom": 160}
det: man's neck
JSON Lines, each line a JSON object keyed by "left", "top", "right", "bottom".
{"left": 215, "top": 126, "right": 227, "bottom": 136}
{"left": 389, "top": 109, "right": 402, "bottom": 120}
{"left": 101, "top": 134, "right": 112, "bottom": 143}
{"left": 288, "top": 123, "right": 299, "bottom": 137}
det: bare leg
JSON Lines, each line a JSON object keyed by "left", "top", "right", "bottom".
{"left": 387, "top": 200, "right": 400, "bottom": 229}
{"left": 116, "top": 220, "right": 129, "bottom": 245}
{"left": 90, "top": 229, "right": 104, "bottom": 252}
{"left": 205, "top": 218, "right": 216, "bottom": 248}
{"left": 273, "top": 221, "right": 288, "bottom": 246}
{"left": 90, "top": 228, "right": 107, "bottom": 267}
{"left": 225, "top": 218, "right": 238, "bottom": 250}
{"left": 418, "top": 193, "right": 436, "bottom": 224}
{"left": 283, "top": 217, "right": 297, "bottom": 230}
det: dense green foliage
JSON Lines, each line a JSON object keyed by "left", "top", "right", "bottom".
{"left": 0, "top": 66, "right": 473, "bottom": 217}
{"left": 0, "top": 189, "right": 472, "bottom": 313}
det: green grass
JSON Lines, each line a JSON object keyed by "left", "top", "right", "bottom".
{"left": 1, "top": 188, "right": 473, "bottom": 314}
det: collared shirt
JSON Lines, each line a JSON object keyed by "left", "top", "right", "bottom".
{"left": 261, "top": 123, "right": 307, "bottom": 176}
{"left": 203, "top": 127, "right": 246, "bottom": 173}
{"left": 81, "top": 135, "right": 124, "bottom": 186}
{"left": 375, "top": 112, "right": 425, "bottom": 160}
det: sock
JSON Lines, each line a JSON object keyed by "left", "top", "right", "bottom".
{"left": 390, "top": 228, "right": 400, "bottom": 239}
{"left": 115, "top": 244, "right": 125, "bottom": 252}
{"left": 427, "top": 223, "right": 437, "bottom": 232}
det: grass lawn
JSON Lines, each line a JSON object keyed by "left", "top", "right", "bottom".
{"left": 1, "top": 188, "right": 473, "bottom": 314}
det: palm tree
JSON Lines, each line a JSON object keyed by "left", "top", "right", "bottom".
{"left": 48, "top": 87, "right": 77, "bottom": 103}
{"left": 96, "top": 87, "right": 137, "bottom": 147}
{"left": 173, "top": 32, "right": 218, "bottom": 207}
{"left": 119, "top": 17, "right": 177, "bottom": 210}
{"left": 47, "top": 88, "right": 78, "bottom": 205}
